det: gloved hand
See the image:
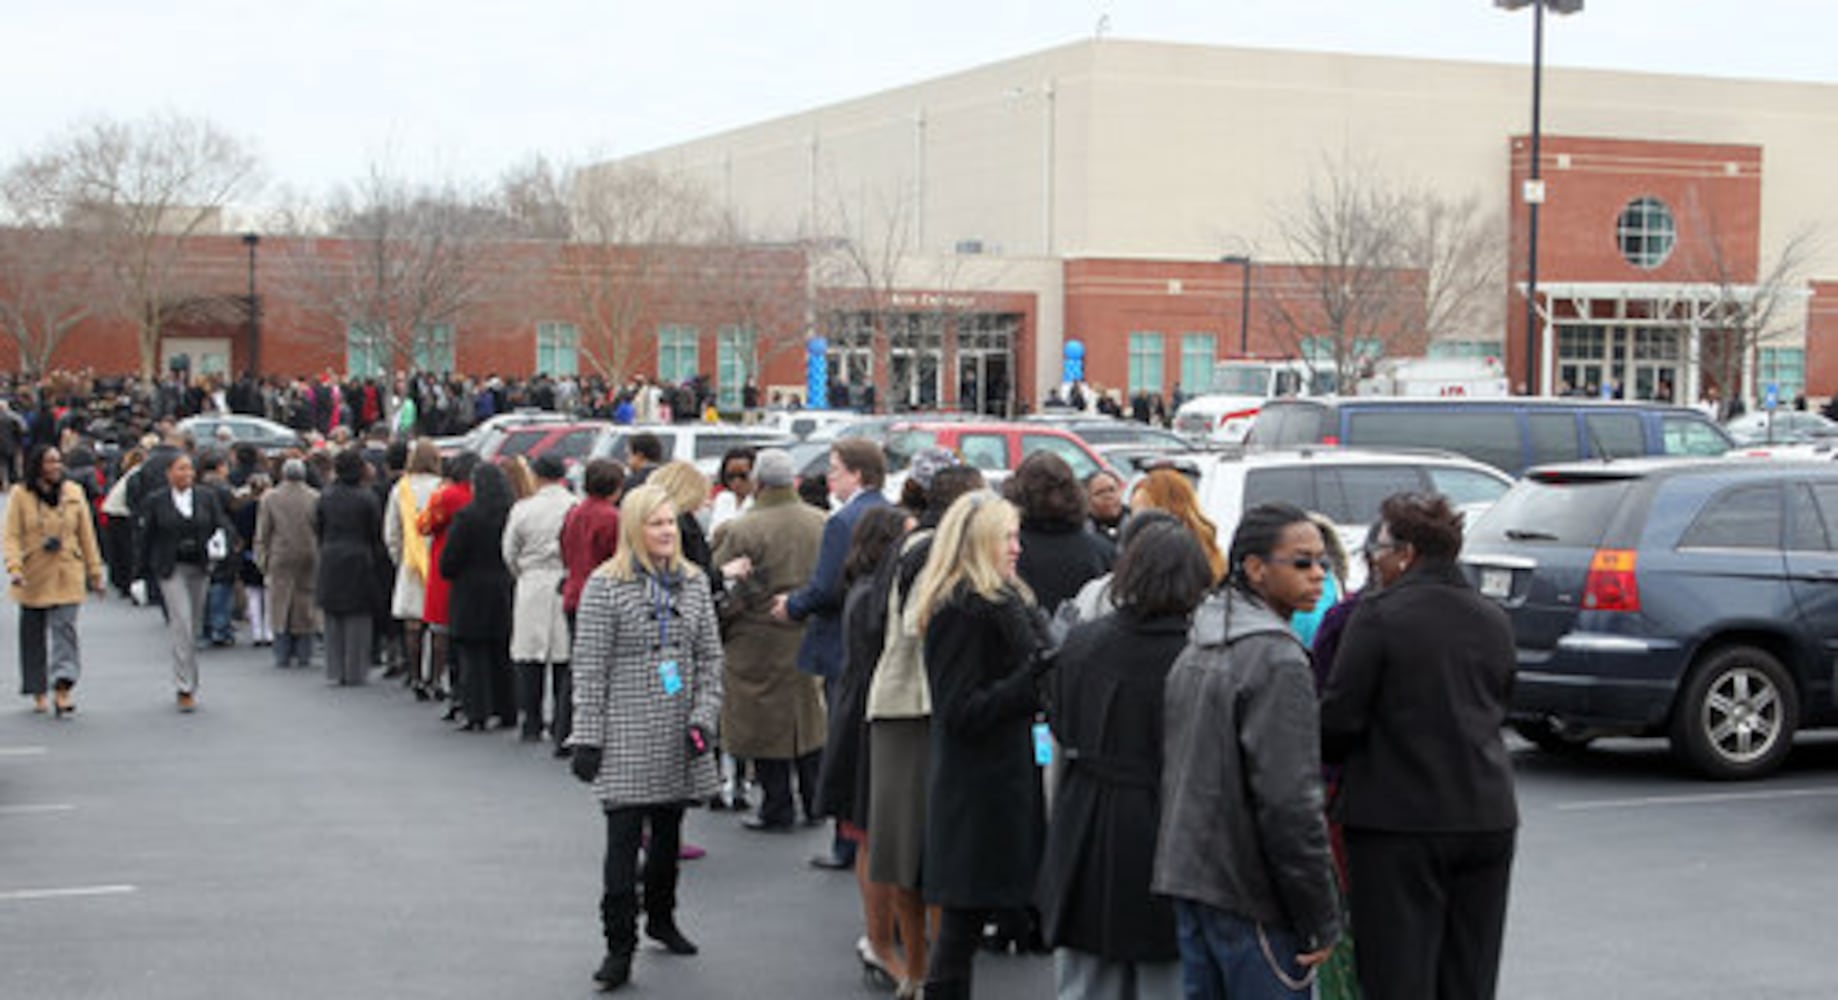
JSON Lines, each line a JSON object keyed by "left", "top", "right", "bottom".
{"left": 570, "top": 746, "right": 603, "bottom": 784}
{"left": 686, "top": 724, "right": 713, "bottom": 758}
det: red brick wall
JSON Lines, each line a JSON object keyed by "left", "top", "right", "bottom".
{"left": 1807, "top": 281, "right": 1838, "bottom": 400}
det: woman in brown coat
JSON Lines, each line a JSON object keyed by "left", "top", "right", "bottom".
{"left": 3, "top": 445, "right": 103, "bottom": 716}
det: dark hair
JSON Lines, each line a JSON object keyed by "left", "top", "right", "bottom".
{"left": 1084, "top": 468, "right": 1123, "bottom": 490}
{"left": 333, "top": 448, "right": 367, "bottom": 486}
{"left": 1380, "top": 491, "right": 1464, "bottom": 562}
{"left": 718, "top": 446, "right": 756, "bottom": 481}
{"left": 1111, "top": 520, "right": 1212, "bottom": 618}
{"left": 629, "top": 432, "right": 663, "bottom": 463}
{"left": 832, "top": 438, "right": 887, "bottom": 489}
{"left": 898, "top": 477, "right": 927, "bottom": 515}
{"left": 531, "top": 454, "right": 567, "bottom": 481}
{"left": 25, "top": 444, "right": 59, "bottom": 483}
{"left": 1002, "top": 450, "right": 1084, "bottom": 527}
{"left": 1226, "top": 502, "right": 1314, "bottom": 592}
{"left": 583, "top": 458, "right": 626, "bottom": 499}
{"left": 233, "top": 442, "right": 260, "bottom": 467}
{"left": 444, "top": 451, "right": 480, "bottom": 484}
{"left": 195, "top": 448, "right": 227, "bottom": 475}
{"left": 385, "top": 440, "right": 409, "bottom": 473}
{"left": 843, "top": 506, "right": 908, "bottom": 586}
{"left": 924, "top": 466, "right": 986, "bottom": 523}
{"left": 469, "top": 462, "right": 515, "bottom": 514}
{"left": 1117, "top": 508, "right": 1180, "bottom": 549}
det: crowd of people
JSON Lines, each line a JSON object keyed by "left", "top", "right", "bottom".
{"left": 5, "top": 364, "right": 1522, "bottom": 1000}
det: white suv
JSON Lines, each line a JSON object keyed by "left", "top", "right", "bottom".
{"left": 1160, "top": 448, "right": 1514, "bottom": 588}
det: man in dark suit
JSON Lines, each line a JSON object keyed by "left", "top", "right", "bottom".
{"left": 772, "top": 437, "right": 887, "bottom": 867}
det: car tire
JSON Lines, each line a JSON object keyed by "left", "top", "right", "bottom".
{"left": 1668, "top": 644, "right": 1798, "bottom": 780}
{"left": 1511, "top": 719, "right": 1595, "bottom": 756}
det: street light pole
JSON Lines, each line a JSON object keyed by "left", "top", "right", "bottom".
{"left": 1221, "top": 254, "right": 1252, "bottom": 355}
{"left": 1498, "top": 0, "right": 1582, "bottom": 396}
{"left": 242, "top": 232, "right": 261, "bottom": 375}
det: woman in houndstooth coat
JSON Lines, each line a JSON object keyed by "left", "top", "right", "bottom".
{"left": 568, "top": 483, "right": 724, "bottom": 992}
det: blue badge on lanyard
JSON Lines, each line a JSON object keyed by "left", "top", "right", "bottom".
{"left": 652, "top": 576, "right": 679, "bottom": 696}
{"left": 1032, "top": 721, "right": 1053, "bottom": 767}
{"left": 658, "top": 659, "right": 682, "bottom": 696}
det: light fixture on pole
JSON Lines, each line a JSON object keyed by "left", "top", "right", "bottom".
{"left": 241, "top": 232, "right": 261, "bottom": 375}
{"left": 1220, "top": 254, "right": 1252, "bottom": 354}
{"left": 1497, "top": 0, "right": 1582, "bottom": 396}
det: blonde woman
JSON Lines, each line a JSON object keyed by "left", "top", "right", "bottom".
{"left": 568, "top": 484, "right": 724, "bottom": 991}
{"left": 385, "top": 440, "right": 443, "bottom": 698}
{"left": 909, "top": 490, "right": 1052, "bottom": 999}
{"left": 645, "top": 461, "right": 716, "bottom": 584}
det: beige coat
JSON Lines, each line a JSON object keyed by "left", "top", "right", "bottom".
{"left": 709, "top": 488, "right": 828, "bottom": 759}
{"left": 3, "top": 481, "right": 102, "bottom": 608}
{"left": 384, "top": 472, "right": 441, "bottom": 620}
{"left": 255, "top": 481, "right": 320, "bottom": 633}
{"left": 502, "top": 483, "right": 575, "bottom": 664}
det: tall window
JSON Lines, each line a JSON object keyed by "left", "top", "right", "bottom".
{"left": 1179, "top": 333, "right": 1216, "bottom": 394}
{"left": 536, "top": 322, "right": 579, "bottom": 376}
{"left": 716, "top": 325, "right": 757, "bottom": 409}
{"left": 657, "top": 325, "right": 699, "bottom": 384}
{"left": 413, "top": 324, "right": 454, "bottom": 374}
{"left": 1128, "top": 332, "right": 1164, "bottom": 395}
{"left": 1759, "top": 347, "right": 1805, "bottom": 403}
{"left": 347, "top": 326, "right": 387, "bottom": 378}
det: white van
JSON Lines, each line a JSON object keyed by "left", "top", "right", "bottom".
{"left": 1173, "top": 359, "right": 1332, "bottom": 444}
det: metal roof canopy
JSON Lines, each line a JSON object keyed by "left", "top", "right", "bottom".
{"left": 1520, "top": 280, "right": 1813, "bottom": 327}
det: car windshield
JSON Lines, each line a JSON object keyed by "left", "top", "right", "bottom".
{"left": 1210, "top": 364, "right": 1272, "bottom": 395}
{"left": 1468, "top": 477, "right": 1635, "bottom": 547}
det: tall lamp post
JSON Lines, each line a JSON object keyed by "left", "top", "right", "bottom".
{"left": 1498, "top": 0, "right": 1582, "bottom": 396}
{"left": 241, "top": 232, "right": 261, "bottom": 375}
{"left": 1220, "top": 254, "right": 1252, "bottom": 355}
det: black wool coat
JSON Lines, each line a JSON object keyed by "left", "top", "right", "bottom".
{"left": 1015, "top": 518, "right": 1113, "bottom": 615}
{"left": 1036, "top": 609, "right": 1186, "bottom": 962}
{"left": 314, "top": 482, "right": 384, "bottom": 616}
{"left": 439, "top": 502, "right": 513, "bottom": 642}
{"left": 921, "top": 585, "right": 1046, "bottom": 909}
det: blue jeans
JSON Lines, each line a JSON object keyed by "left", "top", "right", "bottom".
{"left": 204, "top": 580, "right": 236, "bottom": 643}
{"left": 1173, "top": 900, "right": 1311, "bottom": 1000}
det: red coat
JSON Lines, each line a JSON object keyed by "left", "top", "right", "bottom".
{"left": 417, "top": 481, "right": 471, "bottom": 626}
{"left": 560, "top": 495, "right": 620, "bottom": 614}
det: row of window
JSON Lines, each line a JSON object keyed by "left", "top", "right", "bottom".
{"left": 1127, "top": 332, "right": 1218, "bottom": 396}
{"left": 346, "top": 323, "right": 761, "bottom": 407}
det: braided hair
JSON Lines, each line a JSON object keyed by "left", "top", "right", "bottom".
{"left": 1225, "top": 501, "right": 1314, "bottom": 593}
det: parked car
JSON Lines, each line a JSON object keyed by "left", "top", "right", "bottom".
{"left": 477, "top": 420, "right": 609, "bottom": 467}
{"left": 1723, "top": 409, "right": 1838, "bottom": 446}
{"left": 1247, "top": 397, "right": 1733, "bottom": 476}
{"left": 176, "top": 414, "right": 304, "bottom": 456}
{"left": 580, "top": 424, "right": 796, "bottom": 480}
{"left": 434, "top": 409, "right": 573, "bottom": 456}
{"left": 1462, "top": 458, "right": 1838, "bottom": 779}
{"left": 758, "top": 409, "right": 864, "bottom": 441}
{"left": 1029, "top": 416, "right": 1192, "bottom": 452}
{"left": 1182, "top": 447, "right": 1513, "bottom": 589}
{"left": 882, "top": 421, "right": 1114, "bottom": 485}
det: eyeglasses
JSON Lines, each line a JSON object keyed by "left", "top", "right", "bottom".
{"left": 724, "top": 470, "right": 749, "bottom": 482}
{"left": 1273, "top": 553, "right": 1334, "bottom": 572}
{"left": 1363, "top": 541, "right": 1400, "bottom": 559}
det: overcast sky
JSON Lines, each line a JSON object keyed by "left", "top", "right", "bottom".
{"left": 5, "top": 0, "right": 1833, "bottom": 203}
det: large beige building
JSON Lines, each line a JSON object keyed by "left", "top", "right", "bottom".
{"left": 599, "top": 39, "right": 1838, "bottom": 410}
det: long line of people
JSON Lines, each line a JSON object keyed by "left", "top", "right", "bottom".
{"left": 7, "top": 417, "right": 1520, "bottom": 1000}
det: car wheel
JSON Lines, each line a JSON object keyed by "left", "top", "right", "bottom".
{"left": 1668, "top": 645, "right": 1798, "bottom": 780}
{"left": 1511, "top": 719, "right": 1595, "bottom": 755}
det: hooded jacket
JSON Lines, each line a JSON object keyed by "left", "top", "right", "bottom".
{"left": 1151, "top": 589, "right": 1341, "bottom": 953}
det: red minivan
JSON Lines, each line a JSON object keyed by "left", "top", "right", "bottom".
{"left": 882, "top": 421, "right": 1115, "bottom": 484}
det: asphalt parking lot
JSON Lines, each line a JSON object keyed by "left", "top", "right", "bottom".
{"left": 2, "top": 596, "right": 1837, "bottom": 998}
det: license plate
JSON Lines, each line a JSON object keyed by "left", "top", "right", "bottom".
{"left": 1480, "top": 567, "right": 1512, "bottom": 599}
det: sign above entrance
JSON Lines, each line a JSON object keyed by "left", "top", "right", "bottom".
{"left": 889, "top": 292, "right": 978, "bottom": 310}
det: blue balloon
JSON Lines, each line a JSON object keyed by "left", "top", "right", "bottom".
{"left": 807, "top": 337, "right": 829, "bottom": 357}
{"left": 1065, "top": 339, "right": 1086, "bottom": 361}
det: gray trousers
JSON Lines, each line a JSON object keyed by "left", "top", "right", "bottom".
{"left": 323, "top": 613, "right": 373, "bottom": 686}
{"left": 17, "top": 604, "right": 81, "bottom": 694}
{"left": 1053, "top": 948, "right": 1183, "bottom": 1000}
{"left": 157, "top": 564, "right": 209, "bottom": 695}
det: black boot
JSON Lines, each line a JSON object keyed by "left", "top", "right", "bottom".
{"left": 595, "top": 892, "right": 637, "bottom": 990}
{"left": 642, "top": 863, "right": 699, "bottom": 955}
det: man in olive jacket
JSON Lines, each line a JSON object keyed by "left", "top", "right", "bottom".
{"left": 711, "top": 449, "right": 828, "bottom": 831}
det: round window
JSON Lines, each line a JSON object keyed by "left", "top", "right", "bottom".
{"left": 1616, "top": 197, "right": 1676, "bottom": 269}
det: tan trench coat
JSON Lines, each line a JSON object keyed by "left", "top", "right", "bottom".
{"left": 502, "top": 483, "right": 575, "bottom": 664}
{"left": 709, "top": 488, "right": 828, "bottom": 760}
{"left": 3, "top": 481, "right": 102, "bottom": 607}
{"left": 254, "top": 481, "right": 320, "bottom": 634}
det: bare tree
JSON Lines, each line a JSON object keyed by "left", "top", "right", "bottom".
{"left": 1681, "top": 199, "right": 1819, "bottom": 408}
{"left": 809, "top": 183, "right": 924, "bottom": 411}
{"left": 286, "top": 165, "right": 532, "bottom": 375}
{"left": 690, "top": 208, "right": 809, "bottom": 406}
{"left": 8, "top": 114, "right": 261, "bottom": 377}
{"left": 493, "top": 155, "right": 574, "bottom": 240}
{"left": 1398, "top": 190, "right": 1507, "bottom": 346}
{"left": 0, "top": 170, "right": 101, "bottom": 376}
{"left": 566, "top": 163, "right": 718, "bottom": 384}
{"left": 1263, "top": 153, "right": 1418, "bottom": 390}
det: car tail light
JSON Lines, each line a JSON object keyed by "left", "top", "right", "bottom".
{"left": 1321, "top": 435, "right": 1340, "bottom": 446}
{"left": 1218, "top": 407, "right": 1260, "bottom": 427}
{"left": 1582, "top": 549, "right": 1639, "bottom": 612}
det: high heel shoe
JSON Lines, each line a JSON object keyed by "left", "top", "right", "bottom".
{"left": 31, "top": 693, "right": 48, "bottom": 714}
{"left": 856, "top": 937, "right": 897, "bottom": 991}
{"left": 52, "top": 686, "right": 74, "bottom": 718}
{"left": 412, "top": 683, "right": 432, "bottom": 702}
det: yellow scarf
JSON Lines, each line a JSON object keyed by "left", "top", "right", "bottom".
{"left": 399, "top": 480, "right": 430, "bottom": 581}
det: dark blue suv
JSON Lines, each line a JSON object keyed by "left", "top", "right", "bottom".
{"left": 1462, "top": 458, "right": 1838, "bottom": 779}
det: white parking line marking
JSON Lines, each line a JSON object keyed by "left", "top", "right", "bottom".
{"left": 0, "top": 804, "right": 74, "bottom": 816}
{"left": 0, "top": 884, "right": 136, "bottom": 902}
{"left": 1555, "top": 787, "right": 1838, "bottom": 811}
{"left": 0, "top": 746, "right": 48, "bottom": 757}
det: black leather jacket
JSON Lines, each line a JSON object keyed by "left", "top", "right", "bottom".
{"left": 1151, "top": 589, "right": 1342, "bottom": 952}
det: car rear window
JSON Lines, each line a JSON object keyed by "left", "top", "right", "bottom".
{"left": 1583, "top": 413, "right": 1644, "bottom": 459}
{"left": 1469, "top": 478, "right": 1635, "bottom": 547}
{"left": 1679, "top": 485, "right": 1782, "bottom": 550}
{"left": 1344, "top": 410, "right": 1523, "bottom": 473}
{"left": 1244, "top": 467, "right": 1315, "bottom": 512}
{"left": 551, "top": 429, "right": 599, "bottom": 460}
{"left": 1318, "top": 465, "right": 1427, "bottom": 524}
{"left": 1250, "top": 404, "right": 1327, "bottom": 447}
